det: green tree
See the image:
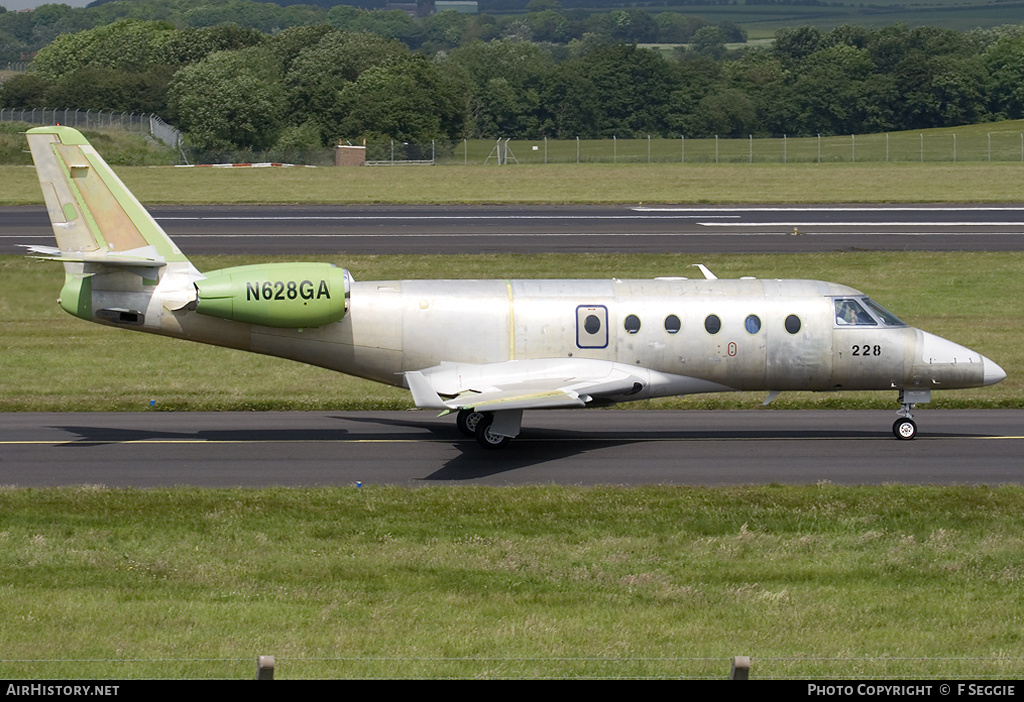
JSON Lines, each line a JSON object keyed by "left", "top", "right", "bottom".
{"left": 447, "top": 39, "right": 553, "bottom": 137}
{"left": 158, "top": 22, "right": 264, "bottom": 67}
{"left": 545, "top": 44, "right": 677, "bottom": 138}
{"left": 0, "top": 71, "right": 51, "bottom": 108}
{"left": 167, "top": 45, "right": 286, "bottom": 150}
{"left": 782, "top": 44, "right": 876, "bottom": 135}
{"left": 656, "top": 13, "right": 707, "bottom": 44}
{"left": 30, "top": 18, "right": 176, "bottom": 81}
{"left": 283, "top": 30, "right": 411, "bottom": 144}
{"left": 773, "top": 25, "right": 823, "bottom": 63}
{"left": 979, "top": 33, "right": 1024, "bottom": 119}
{"left": 690, "top": 88, "right": 758, "bottom": 138}
{"left": 283, "top": 30, "right": 467, "bottom": 146}
{"left": 690, "top": 25, "right": 727, "bottom": 60}
{"left": 47, "top": 65, "right": 173, "bottom": 114}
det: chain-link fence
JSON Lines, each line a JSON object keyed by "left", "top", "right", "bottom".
{"left": 0, "top": 108, "right": 181, "bottom": 150}
{"left": 3, "top": 107, "right": 1023, "bottom": 166}
{"left": 452, "top": 132, "right": 1024, "bottom": 165}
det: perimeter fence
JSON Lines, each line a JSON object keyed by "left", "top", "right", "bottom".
{"left": 3, "top": 107, "right": 1024, "bottom": 166}
{"left": 2, "top": 654, "right": 1022, "bottom": 679}
{"left": 450, "top": 132, "right": 1024, "bottom": 165}
{"left": 0, "top": 108, "right": 181, "bottom": 150}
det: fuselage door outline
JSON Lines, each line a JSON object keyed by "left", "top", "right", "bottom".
{"left": 576, "top": 304, "right": 608, "bottom": 349}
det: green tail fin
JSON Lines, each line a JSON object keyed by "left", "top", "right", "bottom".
{"left": 26, "top": 125, "right": 189, "bottom": 264}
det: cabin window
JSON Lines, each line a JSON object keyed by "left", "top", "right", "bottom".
{"left": 704, "top": 314, "right": 721, "bottom": 334}
{"left": 745, "top": 314, "right": 761, "bottom": 334}
{"left": 584, "top": 315, "right": 602, "bottom": 334}
{"left": 624, "top": 314, "right": 641, "bottom": 334}
{"left": 664, "top": 315, "right": 681, "bottom": 334}
{"left": 785, "top": 314, "right": 801, "bottom": 334}
{"left": 834, "top": 299, "right": 877, "bottom": 326}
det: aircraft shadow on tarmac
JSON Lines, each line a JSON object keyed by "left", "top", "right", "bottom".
{"left": 46, "top": 417, "right": 967, "bottom": 483}
{"left": 328, "top": 415, "right": 944, "bottom": 481}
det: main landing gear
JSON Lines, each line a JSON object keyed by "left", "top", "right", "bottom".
{"left": 456, "top": 409, "right": 513, "bottom": 450}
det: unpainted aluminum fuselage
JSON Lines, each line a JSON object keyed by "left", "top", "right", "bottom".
{"left": 110, "top": 267, "right": 1000, "bottom": 401}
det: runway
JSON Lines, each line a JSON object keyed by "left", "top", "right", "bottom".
{"left": 4, "top": 204, "right": 1024, "bottom": 254}
{"left": 1, "top": 410, "right": 1021, "bottom": 487}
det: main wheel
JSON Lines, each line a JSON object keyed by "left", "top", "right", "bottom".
{"left": 474, "top": 413, "right": 511, "bottom": 450}
{"left": 893, "top": 417, "right": 917, "bottom": 440}
{"left": 456, "top": 409, "right": 485, "bottom": 438}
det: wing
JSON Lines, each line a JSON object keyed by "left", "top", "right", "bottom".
{"left": 405, "top": 358, "right": 656, "bottom": 413}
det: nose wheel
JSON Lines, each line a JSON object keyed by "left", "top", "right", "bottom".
{"left": 893, "top": 416, "right": 917, "bottom": 440}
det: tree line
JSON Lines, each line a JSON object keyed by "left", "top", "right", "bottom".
{"left": 0, "top": 0, "right": 744, "bottom": 63}
{"left": 2, "top": 10, "right": 1024, "bottom": 151}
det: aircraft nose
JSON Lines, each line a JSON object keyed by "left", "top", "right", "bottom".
{"left": 982, "top": 356, "right": 1007, "bottom": 386}
{"left": 913, "top": 330, "right": 1004, "bottom": 389}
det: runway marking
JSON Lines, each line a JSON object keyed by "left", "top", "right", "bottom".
{"left": 153, "top": 214, "right": 742, "bottom": 222}
{"left": 697, "top": 222, "right": 1024, "bottom": 228}
{"left": 634, "top": 206, "right": 1024, "bottom": 212}
{"left": 6, "top": 228, "right": 1024, "bottom": 242}
{"left": 3, "top": 435, "right": 1021, "bottom": 445}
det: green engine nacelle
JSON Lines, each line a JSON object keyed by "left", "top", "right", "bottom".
{"left": 195, "top": 262, "right": 351, "bottom": 328}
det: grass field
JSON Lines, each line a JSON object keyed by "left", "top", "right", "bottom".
{"left": 4, "top": 160, "right": 1024, "bottom": 206}
{"left": 659, "top": 1, "right": 1024, "bottom": 36}
{"left": 2, "top": 485, "right": 1024, "bottom": 679}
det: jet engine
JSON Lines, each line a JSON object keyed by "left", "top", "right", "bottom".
{"left": 195, "top": 263, "right": 351, "bottom": 328}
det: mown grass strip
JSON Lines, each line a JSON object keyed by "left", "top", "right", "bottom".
{"left": 1, "top": 484, "right": 1023, "bottom": 679}
{"left": 3, "top": 160, "right": 1024, "bottom": 206}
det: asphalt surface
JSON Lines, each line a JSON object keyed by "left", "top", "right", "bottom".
{"left": 1, "top": 410, "right": 1021, "bottom": 487}
{"left": 4, "top": 204, "right": 1024, "bottom": 254}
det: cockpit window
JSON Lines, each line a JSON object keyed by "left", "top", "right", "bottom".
{"left": 861, "top": 298, "right": 906, "bottom": 326}
{"left": 834, "top": 299, "right": 877, "bottom": 326}
{"left": 834, "top": 297, "right": 908, "bottom": 327}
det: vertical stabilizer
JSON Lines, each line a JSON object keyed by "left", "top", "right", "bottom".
{"left": 25, "top": 126, "right": 201, "bottom": 324}
{"left": 26, "top": 125, "right": 188, "bottom": 264}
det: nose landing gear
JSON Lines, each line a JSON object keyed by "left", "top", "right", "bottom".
{"left": 893, "top": 390, "right": 930, "bottom": 440}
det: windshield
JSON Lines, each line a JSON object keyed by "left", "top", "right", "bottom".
{"left": 861, "top": 298, "right": 906, "bottom": 326}
{"left": 833, "top": 297, "right": 907, "bottom": 327}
